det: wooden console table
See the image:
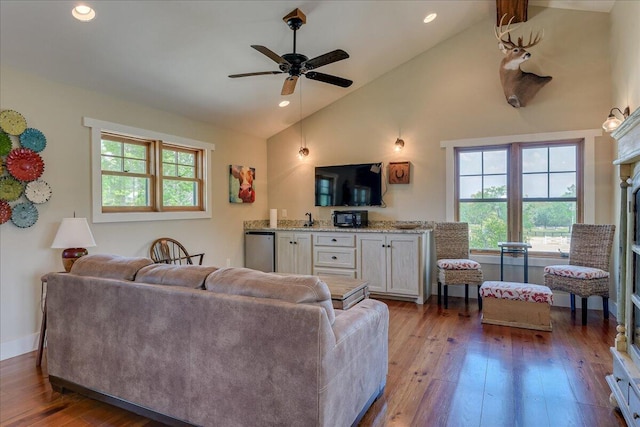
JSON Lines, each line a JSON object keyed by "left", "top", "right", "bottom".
{"left": 320, "top": 276, "right": 369, "bottom": 310}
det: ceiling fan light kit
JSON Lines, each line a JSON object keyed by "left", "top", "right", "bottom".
{"left": 229, "top": 8, "right": 353, "bottom": 96}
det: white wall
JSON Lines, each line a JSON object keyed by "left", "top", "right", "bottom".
{"left": 267, "top": 7, "right": 615, "bottom": 224}
{"left": 266, "top": 7, "right": 616, "bottom": 304}
{"left": 0, "top": 66, "right": 268, "bottom": 360}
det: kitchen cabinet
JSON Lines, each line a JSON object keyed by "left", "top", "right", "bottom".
{"left": 357, "top": 233, "right": 426, "bottom": 303}
{"left": 276, "top": 232, "right": 312, "bottom": 275}
{"left": 312, "top": 233, "right": 357, "bottom": 278}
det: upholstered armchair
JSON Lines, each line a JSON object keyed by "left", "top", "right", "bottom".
{"left": 434, "top": 222, "right": 483, "bottom": 309}
{"left": 544, "top": 224, "right": 615, "bottom": 325}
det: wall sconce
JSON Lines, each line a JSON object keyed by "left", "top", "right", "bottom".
{"left": 602, "top": 106, "right": 630, "bottom": 133}
{"left": 394, "top": 138, "right": 405, "bottom": 152}
{"left": 298, "top": 146, "right": 309, "bottom": 158}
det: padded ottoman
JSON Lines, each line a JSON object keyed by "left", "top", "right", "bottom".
{"left": 480, "top": 281, "right": 553, "bottom": 331}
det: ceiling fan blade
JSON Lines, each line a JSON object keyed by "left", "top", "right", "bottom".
{"left": 229, "top": 71, "right": 283, "bottom": 78}
{"left": 251, "top": 45, "right": 289, "bottom": 65}
{"left": 281, "top": 76, "right": 298, "bottom": 95}
{"left": 304, "top": 49, "right": 349, "bottom": 70}
{"left": 305, "top": 71, "right": 352, "bottom": 88}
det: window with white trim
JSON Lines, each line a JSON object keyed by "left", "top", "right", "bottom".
{"left": 456, "top": 139, "right": 583, "bottom": 255}
{"left": 85, "top": 118, "right": 213, "bottom": 223}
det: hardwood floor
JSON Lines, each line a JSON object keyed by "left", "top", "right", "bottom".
{"left": 1, "top": 297, "right": 626, "bottom": 427}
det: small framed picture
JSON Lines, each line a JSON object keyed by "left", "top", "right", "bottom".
{"left": 229, "top": 165, "right": 256, "bottom": 203}
{"left": 388, "top": 162, "right": 410, "bottom": 184}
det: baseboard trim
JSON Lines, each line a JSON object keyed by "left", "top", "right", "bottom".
{"left": 1, "top": 332, "right": 38, "bottom": 361}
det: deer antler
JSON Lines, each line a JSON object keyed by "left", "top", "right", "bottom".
{"left": 495, "top": 13, "right": 544, "bottom": 49}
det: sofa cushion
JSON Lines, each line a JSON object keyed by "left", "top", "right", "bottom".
{"left": 205, "top": 267, "right": 335, "bottom": 324}
{"left": 135, "top": 264, "right": 218, "bottom": 289}
{"left": 70, "top": 254, "right": 153, "bottom": 281}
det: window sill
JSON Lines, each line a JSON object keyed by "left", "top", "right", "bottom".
{"left": 471, "top": 253, "right": 568, "bottom": 268}
{"left": 93, "top": 210, "right": 211, "bottom": 224}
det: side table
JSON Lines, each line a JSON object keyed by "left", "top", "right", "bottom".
{"left": 37, "top": 273, "right": 64, "bottom": 367}
{"left": 498, "top": 242, "right": 532, "bottom": 283}
{"left": 36, "top": 275, "right": 48, "bottom": 367}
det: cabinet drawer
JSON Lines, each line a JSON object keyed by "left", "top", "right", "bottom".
{"left": 314, "top": 247, "right": 356, "bottom": 268}
{"left": 314, "top": 234, "right": 356, "bottom": 247}
{"left": 614, "top": 357, "right": 631, "bottom": 404}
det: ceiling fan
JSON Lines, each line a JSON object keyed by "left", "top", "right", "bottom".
{"left": 228, "top": 8, "right": 353, "bottom": 96}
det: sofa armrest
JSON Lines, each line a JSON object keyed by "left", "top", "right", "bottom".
{"left": 319, "top": 299, "right": 388, "bottom": 426}
{"left": 331, "top": 299, "right": 388, "bottom": 345}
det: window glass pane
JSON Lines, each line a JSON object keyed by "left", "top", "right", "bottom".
{"left": 163, "top": 149, "right": 176, "bottom": 163}
{"left": 101, "top": 155, "right": 122, "bottom": 172}
{"left": 522, "top": 201, "right": 574, "bottom": 252}
{"left": 483, "top": 150, "right": 507, "bottom": 174}
{"left": 163, "top": 180, "right": 197, "bottom": 206}
{"left": 459, "top": 201, "right": 507, "bottom": 250}
{"left": 522, "top": 147, "right": 547, "bottom": 173}
{"left": 101, "top": 140, "right": 121, "bottom": 156}
{"left": 124, "top": 144, "right": 146, "bottom": 160}
{"left": 459, "top": 152, "right": 482, "bottom": 175}
{"left": 549, "top": 173, "right": 576, "bottom": 197}
{"left": 178, "top": 165, "right": 195, "bottom": 178}
{"left": 178, "top": 152, "right": 195, "bottom": 166}
{"left": 523, "top": 173, "right": 548, "bottom": 198}
{"left": 123, "top": 158, "right": 146, "bottom": 174}
{"left": 163, "top": 163, "right": 177, "bottom": 177}
{"left": 633, "top": 304, "right": 640, "bottom": 348}
{"left": 459, "top": 176, "right": 482, "bottom": 199}
{"left": 549, "top": 146, "right": 576, "bottom": 172}
{"left": 483, "top": 176, "right": 506, "bottom": 199}
{"left": 102, "top": 175, "right": 150, "bottom": 207}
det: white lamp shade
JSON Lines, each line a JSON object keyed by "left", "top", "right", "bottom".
{"left": 51, "top": 218, "right": 97, "bottom": 248}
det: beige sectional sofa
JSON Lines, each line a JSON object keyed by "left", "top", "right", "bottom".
{"left": 45, "top": 254, "right": 388, "bottom": 427}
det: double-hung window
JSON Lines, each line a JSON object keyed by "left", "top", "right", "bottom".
{"left": 101, "top": 133, "right": 154, "bottom": 211}
{"left": 87, "top": 117, "right": 212, "bottom": 223}
{"left": 456, "top": 139, "right": 583, "bottom": 255}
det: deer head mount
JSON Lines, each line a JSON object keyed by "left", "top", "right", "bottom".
{"left": 495, "top": 14, "right": 552, "bottom": 108}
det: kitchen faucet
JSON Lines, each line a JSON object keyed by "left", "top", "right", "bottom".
{"left": 305, "top": 212, "right": 314, "bottom": 227}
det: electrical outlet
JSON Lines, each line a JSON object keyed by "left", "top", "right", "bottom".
{"left": 282, "top": 209, "right": 287, "bottom": 219}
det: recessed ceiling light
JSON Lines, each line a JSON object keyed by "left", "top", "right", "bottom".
{"left": 279, "top": 100, "right": 290, "bottom": 107}
{"left": 72, "top": 5, "right": 96, "bottom": 22}
{"left": 423, "top": 13, "right": 437, "bottom": 24}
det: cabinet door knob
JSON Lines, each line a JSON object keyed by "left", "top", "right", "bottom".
{"left": 331, "top": 238, "right": 337, "bottom": 242}
{"left": 294, "top": 241, "right": 298, "bottom": 245}
{"left": 331, "top": 256, "right": 337, "bottom": 260}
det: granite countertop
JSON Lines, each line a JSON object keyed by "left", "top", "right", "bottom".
{"left": 244, "top": 219, "right": 434, "bottom": 233}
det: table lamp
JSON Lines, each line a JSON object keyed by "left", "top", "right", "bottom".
{"left": 51, "top": 217, "right": 97, "bottom": 272}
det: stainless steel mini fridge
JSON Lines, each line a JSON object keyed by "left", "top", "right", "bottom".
{"left": 244, "top": 231, "right": 275, "bottom": 272}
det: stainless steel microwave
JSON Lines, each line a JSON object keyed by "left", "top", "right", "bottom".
{"left": 333, "top": 210, "right": 368, "bottom": 228}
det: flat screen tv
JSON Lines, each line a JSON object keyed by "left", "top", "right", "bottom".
{"left": 315, "top": 162, "right": 383, "bottom": 207}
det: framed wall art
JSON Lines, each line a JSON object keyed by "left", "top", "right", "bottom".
{"left": 388, "top": 161, "right": 410, "bottom": 184}
{"left": 229, "top": 165, "right": 255, "bottom": 203}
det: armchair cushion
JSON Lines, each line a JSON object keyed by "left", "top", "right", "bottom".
{"left": 437, "top": 259, "right": 481, "bottom": 270}
{"left": 544, "top": 265, "right": 609, "bottom": 280}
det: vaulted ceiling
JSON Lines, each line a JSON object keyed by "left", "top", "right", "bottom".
{"left": 0, "top": 1, "right": 614, "bottom": 139}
